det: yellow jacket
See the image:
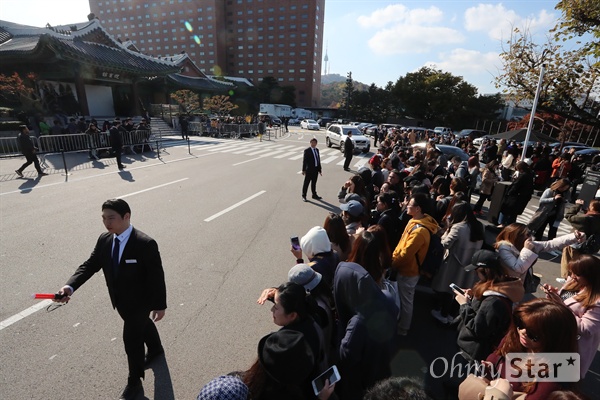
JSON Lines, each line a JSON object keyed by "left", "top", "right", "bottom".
{"left": 392, "top": 214, "right": 440, "bottom": 277}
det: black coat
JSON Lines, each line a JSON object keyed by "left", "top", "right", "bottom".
{"left": 66, "top": 227, "right": 167, "bottom": 313}
{"left": 109, "top": 126, "right": 124, "bottom": 149}
{"left": 302, "top": 147, "right": 322, "bottom": 174}
{"left": 17, "top": 133, "right": 36, "bottom": 156}
{"left": 344, "top": 136, "right": 354, "bottom": 155}
{"left": 501, "top": 171, "right": 534, "bottom": 215}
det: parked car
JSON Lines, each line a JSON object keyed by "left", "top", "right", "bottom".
{"left": 317, "top": 117, "right": 334, "bottom": 127}
{"left": 288, "top": 117, "right": 301, "bottom": 125}
{"left": 412, "top": 143, "right": 470, "bottom": 162}
{"left": 260, "top": 114, "right": 282, "bottom": 126}
{"left": 472, "top": 135, "right": 493, "bottom": 147}
{"left": 573, "top": 148, "right": 600, "bottom": 165}
{"left": 325, "top": 124, "right": 371, "bottom": 154}
{"left": 561, "top": 145, "right": 590, "bottom": 153}
{"left": 549, "top": 141, "right": 587, "bottom": 149}
{"left": 300, "top": 119, "right": 320, "bottom": 130}
{"left": 456, "top": 129, "right": 487, "bottom": 140}
{"left": 434, "top": 126, "right": 452, "bottom": 135}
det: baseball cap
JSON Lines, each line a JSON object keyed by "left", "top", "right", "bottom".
{"left": 465, "top": 249, "right": 501, "bottom": 272}
{"left": 288, "top": 264, "right": 322, "bottom": 291}
{"left": 340, "top": 200, "right": 364, "bottom": 217}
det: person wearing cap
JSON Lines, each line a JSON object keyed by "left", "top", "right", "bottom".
{"left": 340, "top": 200, "right": 365, "bottom": 235}
{"left": 15, "top": 125, "right": 48, "bottom": 178}
{"left": 391, "top": 193, "right": 439, "bottom": 336}
{"left": 109, "top": 118, "right": 126, "bottom": 169}
{"left": 454, "top": 250, "right": 524, "bottom": 362}
{"left": 301, "top": 138, "right": 322, "bottom": 202}
{"left": 343, "top": 131, "right": 355, "bottom": 171}
{"left": 258, "top": 264, "right": 335, "bottom": 359}
{"left": 253, "top": 286, "right": 332, "bottom": 399}
{"left": 240, "top": 330, "right": 334, "bottom": 400}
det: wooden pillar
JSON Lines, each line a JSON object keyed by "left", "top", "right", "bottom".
{"left": 131, "top": 79, "right": 141, "bottom": 116}
{"left": 74, "top": 74, "right": 90, "bottom": 116}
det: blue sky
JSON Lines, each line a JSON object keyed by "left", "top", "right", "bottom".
{"left": 2, "top": 0, "right": 566, "bottom": 94}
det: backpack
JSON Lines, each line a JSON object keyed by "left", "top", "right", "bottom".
{"left": 411, "top": 224, "right": 444, "bottom": 279}
{"left": 577, "top": 233, "right": 600, "bottom": 255}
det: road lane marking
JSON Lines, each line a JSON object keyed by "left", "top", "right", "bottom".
{"left": 0, "top": 300, "right": 52, "bottom": 331}
{"left": 232, "top": 157, "right": 263, "bottom": 166}
{"left": 118, "top": 178, "right": 189, "bottom": 199}
{"left": 0, "top": 154, "right": 201, "bottom": 196}
{"left": 204, "top": 190, "right": 266, "bottom": 222}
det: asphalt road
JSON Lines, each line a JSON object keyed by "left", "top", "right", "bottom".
{"left": 0, "top": 125, "right": 597, "bottom": 399}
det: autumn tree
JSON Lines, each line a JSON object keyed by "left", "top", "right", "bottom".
{"left": 202, "top": 95, "right": 239, "bottom": 116}
{"left": 495, "top": 0, "right": 600, "bottom": 127}
{"left": 170, "top": 89, "right": 200, "bottom": 114}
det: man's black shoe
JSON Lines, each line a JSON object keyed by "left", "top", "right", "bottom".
{"left": 302, "top": 196, "right": 307, "bottom": 202}
{"left": 344, "top": 168, "right": 350, "bottom": 171}
{"left": 144, "top": 347, "right": 164, "bottom": 368}
{"left": 312, "top": 195, "right": 322, "bottom": 200}
{"left": 119, "top": 380, "right": 143, "bottom": 400}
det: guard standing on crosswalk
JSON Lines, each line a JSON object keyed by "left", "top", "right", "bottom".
{"left": 302, "top": 137, "right": 322, "bottom": 202}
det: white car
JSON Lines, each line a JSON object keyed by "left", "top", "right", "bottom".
{"left": 325, "top": 124, "right": 371, "bottom": 153}
{"left": 300, "top": 119, "right": 320, "bottom": 130}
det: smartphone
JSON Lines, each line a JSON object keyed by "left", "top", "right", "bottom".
{"left": 312, "top": 365, "right": 341, "bottom": 395}
{"left": 291, "top": 236, "right": 301, "bottom": 251}
{"left": 449, "top": 283, "right": 465, "bottom": 296}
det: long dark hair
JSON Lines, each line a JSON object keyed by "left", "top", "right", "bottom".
{"left": 347, "top": 230, "right": 384, "bottom": 283}
{"left": 276, "top": 282, "right": 316, "bottom": 322}
{"left": 564, "top": 254, "right": 600, "bottom": 309}
{"left": 323, "top": 212, "right": 350, "bottom": 253}
{"left": 448, "top": 201, "right": 485, "bottom": 242}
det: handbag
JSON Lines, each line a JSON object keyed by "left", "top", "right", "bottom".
{"left": 523, "top": 267, "right": 541, "bottom": 294}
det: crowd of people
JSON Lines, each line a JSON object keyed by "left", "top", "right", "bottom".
{"left": 193, "top": 128, "right": 599, "bottom": 400}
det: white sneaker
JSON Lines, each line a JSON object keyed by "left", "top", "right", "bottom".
{"left": 556, "top": 278, "right": 566, "bottom": 284}
{"left": 431, "top": 309, "right": 449, "bottom": 324}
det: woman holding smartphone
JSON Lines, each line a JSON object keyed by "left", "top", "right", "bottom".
{"left": 542, "top": 254, "right": 600, "bottom": 379}
{"left": 459, "top": 298, "right": 579, "bottom": 399}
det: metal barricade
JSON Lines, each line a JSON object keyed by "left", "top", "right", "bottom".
{"left": 122, "top": 129, "right": 153, "bottom": 154}
{"left": 0, "top": 136, "right": 23, "bottom": 158}
{"left": 188, "top": 122, "right": 204, "bottom": 136}
{"left": 38, "top": 133, "right": 90, "bottom": 154}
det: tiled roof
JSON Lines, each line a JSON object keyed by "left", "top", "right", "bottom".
{"left": 167, "top": 73, "right": 234, "bottom": 91}
{"left": 0, "top": 19, "right": 180, "bottom": 76}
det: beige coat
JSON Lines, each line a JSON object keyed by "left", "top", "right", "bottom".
{"left": 431, "top": 221, "right": 483, "bottom": 292}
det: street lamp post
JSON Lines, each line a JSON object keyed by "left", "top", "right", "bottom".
{"left": 522, "top": 64, "right": 546, "bottom": 161}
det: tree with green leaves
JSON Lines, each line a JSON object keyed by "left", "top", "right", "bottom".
{"left": 390, "top": 66, "right": 501, "bottom": 128}
{"left": 344, "top": 72, "right": 354, "bottom": 118}
{"left": 495, "top": 0, "right": 599, "bottom": 128}
{"left": 202, "top": 95, "right": 239, "bottom": 116}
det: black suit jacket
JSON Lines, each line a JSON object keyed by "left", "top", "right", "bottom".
{"left": 302, "top": 147, "right": 322, "bottom": 173}
{"left": 66, "top": 227, "right": 167, "bottom": 313}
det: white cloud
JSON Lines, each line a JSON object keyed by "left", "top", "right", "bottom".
{"left": 369, "top": 26, "right": 465, "bottom": 55}
{"left": 357, "top": 5, "right": 464, "bottom": 55}
{"left": 464, "top": 4, "right": 556, "bottom": 40}
{"left": 357, "top": 4, "right": 444, "bottom": 28}
{"left": 424, "top": 48, "right": 503, "bottom": 93}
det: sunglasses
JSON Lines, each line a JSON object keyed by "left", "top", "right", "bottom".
{"left": 514, "top": 316, "right": 540, "bottom": 342}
